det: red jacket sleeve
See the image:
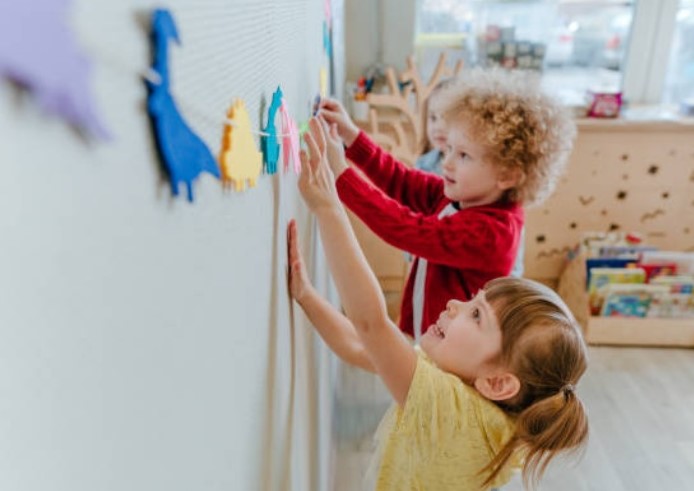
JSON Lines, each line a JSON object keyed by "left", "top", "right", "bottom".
{"left": 344, "top": 131, "right": 443, "bottom": 215}
{"left": 337, "top": 168, "right": 523, "bottom": 272}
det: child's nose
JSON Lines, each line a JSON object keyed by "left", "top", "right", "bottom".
{"left": 446, "top": 300, "right": 458, "bottom": 316}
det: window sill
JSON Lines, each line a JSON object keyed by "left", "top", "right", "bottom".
{"left": 576, "top": 105, "right": 694, "bottom": 132}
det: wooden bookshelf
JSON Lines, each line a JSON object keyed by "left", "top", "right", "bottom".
{"left": 586, "top": 316, "right": 694, "bottom": 347}
{"left": 558, "top": 251, "right": 694, "bottom": 348}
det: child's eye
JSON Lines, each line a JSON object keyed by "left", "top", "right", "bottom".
{"left": 471, "top": 307, "right": 480, "bottom": 321}
{"left": 459, "top": 152, "right": 468, "bottom": 160}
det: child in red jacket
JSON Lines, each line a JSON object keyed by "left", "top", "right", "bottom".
{"left": 316, "top": 68, "right": 575, "bottom": 341}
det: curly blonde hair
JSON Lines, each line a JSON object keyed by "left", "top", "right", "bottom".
{"left": 440, "top": 68, "right": 576, "bottom": 206}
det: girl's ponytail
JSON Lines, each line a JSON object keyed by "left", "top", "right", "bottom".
{"left": 482, "top": 386, "right": 588, "bottom": 489}
{"left": 514, "top": 385, "right": 588, "bottom": 488}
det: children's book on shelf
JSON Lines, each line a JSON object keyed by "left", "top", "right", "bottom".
{"left": 585, "top": 257, "right": 635, "bottom": 287}
{"left": 600, "top": 284, "right": 668, "bottom": 318}
{"left": 588, "top": 267, "right": 646, "bottom": 315}
{"left": 637, "top": 262, "right": 678, "bottom": 282}
{"left": 577, "top": 231, "right": 694, "bottom": 319}
{"left": 647, "top": 291, "right": 694, "bottom": 318}
{"left": 650, "top": 275, "right": 694, "bottom": 294}
{"left": 640, "top": 251, "right": 694, "bottom": 276}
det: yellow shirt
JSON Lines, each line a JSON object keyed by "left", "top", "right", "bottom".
{"left": 373, "top": 348, "right": 521, "bottom": 490}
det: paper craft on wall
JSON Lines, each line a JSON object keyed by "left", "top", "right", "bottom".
{"left": 322, "top": 22, "right": 332, "bottom": 58}
{"left": 280, "top": 100, "right": 300, "bottom": 174}
{"left": 319, "top": 67, "right": 328, "bottom": 97}
{"left": 324, "top": 0, "right": 332, "bottom": 27}
{"left": 219, "top": 99, "right": 263, "bottom": 191}
{"left": 0, "top": 0, "right": 109, "bottom": 139}
{"left": 146, "top": 8, "right": 220, "bottom": 202}
{"left": 262, "top": 86, "right": 283, "bottom": 175}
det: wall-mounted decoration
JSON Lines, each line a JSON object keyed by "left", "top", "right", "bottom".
{"left": 146, "top": 8, "right": 220, "bottom": 202}
{"left": 280, "top": 101, "right": 300, "bottom": 174}
{"left": 220, "top": 99, "right": 262, "bottom": 191}
{"left": 319, "top": 67, "right": 328, "bottom": 98}
{"left": 262, "top": 86, "right": 282, "bottom": 175}
{"left": 0, "top": 0, "right": 109, "bottom": 139}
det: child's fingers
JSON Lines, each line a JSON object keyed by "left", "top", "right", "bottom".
{"left": 303, "top": 130, "right": 321, "bottom": 174}
{"left": 329, "top": 123, "right": 340, "bottom": 141}
{"left": 319, "top": 97, "right": 339, "bottom": 111}
{"left": 287, "top": 220, "right": 297, "bottom": 262}
{"left": 318, "top": 117, "right": 338, "bottom": 143}
{"left": 309, "top": 117, "right": 326, "bottom": 154}
{"left": 317, "top": 107, "right": 341, "bottom": 125}
{"left": 299, "top": 149, "right": 313, "bottom": 181}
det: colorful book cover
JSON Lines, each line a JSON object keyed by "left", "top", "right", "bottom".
{"left": 585, "top": 258, "right": 635, "bottom": 287}
{"left": 650, "top": 275, "right": 694, "bottom": 294}
{"left": 600, "top": 284, "right": 668, "bottom": 318}
{"left": 588, "top": 267, "right": 646, "bottom": 315}
{"left": 640, "top": 251, "right": 694, "bottom": 276}
{"left": 646, "top": 289, "right": 694, "bottom": 319}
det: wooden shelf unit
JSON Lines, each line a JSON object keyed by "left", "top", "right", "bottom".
{"left": 558, "top": 251, "right": 694, "bottom": 348}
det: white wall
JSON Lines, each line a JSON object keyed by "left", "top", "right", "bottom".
{"left": 0, "top": 1, "right": 341, "bottom": 490}
{"left": 344, "top": 0, "right": 417, "bottom": 83}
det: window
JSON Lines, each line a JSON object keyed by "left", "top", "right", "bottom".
{"left": 663, "top": 0, "right": 694, "bottom": 104}
{"left": 415, "top": 0, "right": 693, "bottom": 107}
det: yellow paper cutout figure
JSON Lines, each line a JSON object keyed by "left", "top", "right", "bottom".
{"left": 320, "top": 67, "right": 328, "bottom": 97}
{"left": 219, "top": 99, "right": 263, "bottom": 191}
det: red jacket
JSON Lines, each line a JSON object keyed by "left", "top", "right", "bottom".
{"left": 337, "top": 131, "right": 524, "bottom": 338}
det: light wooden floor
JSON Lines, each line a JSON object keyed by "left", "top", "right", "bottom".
{"left": 333, "top": 346, "right": 694, "bottom": 490}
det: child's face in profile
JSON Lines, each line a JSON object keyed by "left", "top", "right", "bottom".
{"left": 426, "top": 98, "right": 448, "bottom": 152}
{"left": 441, "top": 122, "right": 506, "bottom": 207}
{"left": 420, "top": 291, "right": 503, "bottom": 384}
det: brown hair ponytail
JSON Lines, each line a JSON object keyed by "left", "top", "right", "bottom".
{"left": 481, "top": 277, "right": 590, "bottom": 489}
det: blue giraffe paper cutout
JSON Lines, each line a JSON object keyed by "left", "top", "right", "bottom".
{"left": 0, "top": 0, "right": 109, "bottom": 139}
{"left": 262, "top": 86, "right": 283, "bottom": 175}
{"left": 145, "top": 9, "right": 220, "bottom": 202}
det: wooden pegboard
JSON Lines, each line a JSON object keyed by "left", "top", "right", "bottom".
{"left": 525, "top": 119, "right": 694, "bottom": 283}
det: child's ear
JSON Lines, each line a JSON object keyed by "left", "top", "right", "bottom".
{"left": 474, "top": 372, "right": 521, "bottom": 401}
{"left": 496, "top": 167, "right": 524, "bottom": 191}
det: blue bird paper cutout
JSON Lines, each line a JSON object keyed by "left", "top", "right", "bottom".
{"left": 262, "top": 86, "right": 283, "bottom": 175}
{"left": 0, "top": 0, "right": 109, "bottom": 139}
{"left": 145, "top": 9, "right": 220, "bottom": 202}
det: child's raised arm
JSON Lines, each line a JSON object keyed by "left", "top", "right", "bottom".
{"left": 287, "top": 219, "right": 374, "bottom": 372}
{"left": 297, "top": 118, "right": 417, "bottom": 405}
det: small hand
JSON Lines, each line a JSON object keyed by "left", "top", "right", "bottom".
{"left": 298, "top": 118, "right": 341, "bottom": 213}
{"left": 287, "top": 219, "right": 312, "bottom": 303}
{"left": 317, "top": 117, "right": 349, "bottom": 177}
{"left": 317, "top": 97, "right": 360, "bottom": 147}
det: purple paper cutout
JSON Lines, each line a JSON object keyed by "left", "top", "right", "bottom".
{"left": 262, "top": 86, "right": 283, "bottom": 175}
{"left": 146, "top": 8, "right": 220, "bottom": 202}
{"left": 0, "top": 0, "right": 110, "bottom": 139}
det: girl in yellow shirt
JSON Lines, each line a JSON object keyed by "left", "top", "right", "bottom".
{"left": 289, "top": 118, "right": 589, "bottom": 490}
